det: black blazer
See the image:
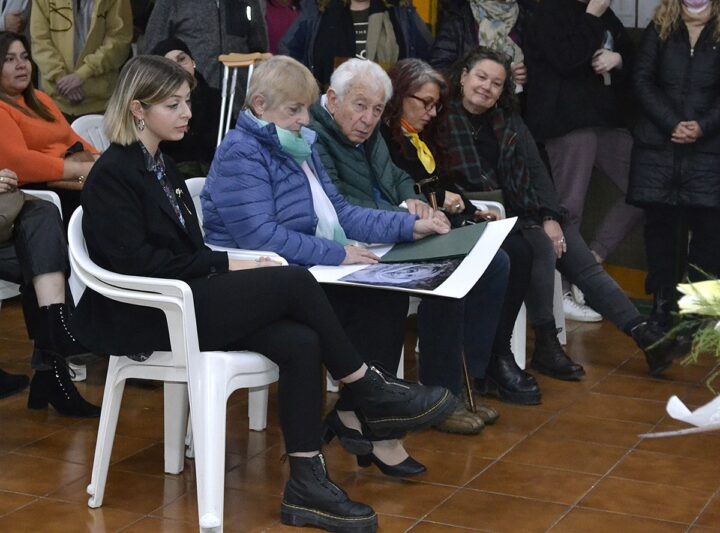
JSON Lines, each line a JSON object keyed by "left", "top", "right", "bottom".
{"left": 71, "top": 143, "right": 228, "bottom": 355}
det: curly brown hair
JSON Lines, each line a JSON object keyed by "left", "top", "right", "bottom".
{"left": 653, "top": 0, "right": 720, "bottom": 40}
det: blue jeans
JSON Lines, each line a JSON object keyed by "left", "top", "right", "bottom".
{"left": 417, "top": 250, "right": 510, "bottom": 395}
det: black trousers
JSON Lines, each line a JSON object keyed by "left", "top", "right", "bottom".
{"left": 644, "top": 205, "right": 720, "bottom": 294}
{"left": 188, "top": 267, "right": 404, "bottom": 453}
{"left": 0, "top": 199, "right": 70, "bottom": 369}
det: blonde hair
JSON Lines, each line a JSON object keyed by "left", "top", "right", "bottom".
{"left": 245, "top": 56, "right": 319, "bottom": 111}
{"left": 653, "top": 0, "right": 720, "bottom": 39}
{"left": 105, "top": 56, "right": 196, "bottom": 145}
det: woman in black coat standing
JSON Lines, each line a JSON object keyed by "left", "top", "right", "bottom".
{"left": 628, "top": 0, "right": 720, "bottom": 331}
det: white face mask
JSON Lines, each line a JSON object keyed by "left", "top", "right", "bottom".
{"left": 683, "top": 0, "right": 711, "bottom": 14}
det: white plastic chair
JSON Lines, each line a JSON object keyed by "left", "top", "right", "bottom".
{"left": 68, "top": 208, "right": 280, "bottom": 532}
{"left": 216, "top": 52, "right": 272, "bottom": 146}
{"left": 70, "top": 114, "right": 110, "bottom": 152}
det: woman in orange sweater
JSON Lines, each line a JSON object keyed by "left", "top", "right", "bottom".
{"left": 0, "top": 32, "right": 97, "bottom": 186}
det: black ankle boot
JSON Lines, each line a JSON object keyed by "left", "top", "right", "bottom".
{"left": 0, "top": 368, "right": 29, "bottom": 399}
{"left": 346, "top": 365, "right": 456, "bottom": 438}
{"left": 631, "top": 320, "right": 690, "bottom": 377}
{"left": 476, "top": 350, "right": 542, "bottom": 405}
{"left": 27, "top": 353, "right": 100, "bottom": 418}
{"left": 281, "top": 454, "right": 377, "bottom": 532}
{"left": 38, "top": 304, "right": 89, "bottom": 358}
{"left": 530, "top": 323, "right": 585, "bottom": 381}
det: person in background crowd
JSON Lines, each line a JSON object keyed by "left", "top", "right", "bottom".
{"left": 142, "top": 0, "right": 268, "bottom": 89}
{"left": 628, "top": 0, "right": 720, "bottom": 332}
{"left": 150, "top": 37, "right": 221, "bottom": 178}
{"left": 429, "top": 0, "right": 528, "bottom": 89}
{"left": 0, "top": 168, "right": 99, "bottom": 416}
{"left": 436, "top": 46, "right": 688, "bottom": 379}
{"left": 279, "top": 0, "right": 432, "bottom": 87}
{"left": 30, "top": 0, "right": 132, "bottom": 120}
{"left": 76, "top": 55, "right": 453, "bottom": 532}
{"left": 524, "top": 0, "right": 644, "bottom": 322}
{"left": 1, "top": 0, "right": 28, "bottom": 34}
{"left": 0, "top": 32, "right": 97, "bottom": 221}
{"left": 261, "top": 0, "right": 302, "bottom": 54}
{"left": 382, "top": 57, "right": 541, "bottom": 406}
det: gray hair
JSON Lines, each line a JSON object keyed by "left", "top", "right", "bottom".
{"left": 329, "top": 58, "right": 393, "bottom": 103}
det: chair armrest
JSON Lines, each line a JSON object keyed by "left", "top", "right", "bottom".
{"left": 207, "top": 245, "right": 288, "bottom": 266}
{"left": 469, "top": 200, "right": 506, "bottom": 218}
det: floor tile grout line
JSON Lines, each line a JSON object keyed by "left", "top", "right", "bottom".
{"left": 685, "top": 485, "right": 720, "bottom": 532}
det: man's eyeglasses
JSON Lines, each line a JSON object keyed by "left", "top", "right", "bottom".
{"left": 407, "top": 94, "right": 442, "bottom": 113}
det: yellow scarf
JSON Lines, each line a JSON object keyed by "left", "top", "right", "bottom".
{"left": 401, "top": 119, "right": 436, "bottom": 174}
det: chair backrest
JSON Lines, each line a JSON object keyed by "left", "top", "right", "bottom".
{"left": 67, "top": 207, "right": 199, "bottom": 364}
{"left": 217, "top": 53, "right": 272, "bottom": 146}
{"left": 185, "top": 177, "right": 206, "bottom": 228}
{"left": 71, "top": 114, "right": 110, "bottom": 152}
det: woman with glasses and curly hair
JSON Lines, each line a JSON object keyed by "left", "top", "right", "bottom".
{"left": 628, "top": 0, "right": 720, "bottom": 332}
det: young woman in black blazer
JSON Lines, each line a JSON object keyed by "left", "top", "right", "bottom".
{"left": 71, "top": 56, "right": 452, "bottom": 533}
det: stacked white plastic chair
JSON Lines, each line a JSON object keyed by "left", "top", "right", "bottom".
{"left": 68, "top": 207, "right": 281, "bottom": 532}
{"left": 70, "top": 114, "right": 110, "bottom": 152}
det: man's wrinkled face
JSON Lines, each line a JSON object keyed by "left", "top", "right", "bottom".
{"left": 326, "top": 82, "right": 386, "bottom": 144}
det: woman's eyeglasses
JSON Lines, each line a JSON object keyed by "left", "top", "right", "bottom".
{"left": 407, "top": 94, "right": 442, "bottom": 113}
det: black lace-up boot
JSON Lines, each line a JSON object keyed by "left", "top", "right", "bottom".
{"left": 27, "top": 354, "right": 100, "bottom": 418}
{"left": 345, "top": 365, "right": 456, "bottom": 438}
{"left": 281, "top": 454, "right": 377, "bottom": 532}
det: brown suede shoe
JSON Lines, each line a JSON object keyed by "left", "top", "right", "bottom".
{"left": 434, "top": 403, "right": 484, "bottom": 435}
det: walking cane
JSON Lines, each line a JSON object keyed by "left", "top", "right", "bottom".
{"left": 413, "top": 177, "right": 476, "bottom": 413}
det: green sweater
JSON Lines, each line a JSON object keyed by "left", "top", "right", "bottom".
{"left": 309, "top": 101, "right": 424, "bottom": 211}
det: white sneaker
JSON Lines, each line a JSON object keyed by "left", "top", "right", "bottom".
{"left": 563, "top": 292, "right": 602, "bottom": 322}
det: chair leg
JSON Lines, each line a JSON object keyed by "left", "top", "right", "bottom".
{"left": 553, "top": 270, "right": 567, "bottom": 345}
{"left": 511, "top": 304, "right": 527, "bottom": 369}
{"left": 87, "top": 358, "right": 126, "bottom": 508}
{"left": 248, "top": 385, "right": 269, "bottom": 431}
{"left": 164, "top": 381, "right": 189, "bottom": 474}
{"left": 189, "top": 376, "right": 228, "bottom": 532}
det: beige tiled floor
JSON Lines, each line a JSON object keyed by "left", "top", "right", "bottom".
{"left": 1, "top": 298, "right": 719, "bottom": 532}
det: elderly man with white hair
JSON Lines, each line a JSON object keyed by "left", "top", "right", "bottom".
{"left": 310, "top": 57, "right": 512, "bottom": 438}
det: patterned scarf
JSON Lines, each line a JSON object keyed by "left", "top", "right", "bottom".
{"left": 442, "top": 99, "right": 539, "bottom": 218}
{"left": 468, "top": 0, "right": 524, "bottom": 63}
{"left": 400, "top": 119, "right": 436, "bottom": 174}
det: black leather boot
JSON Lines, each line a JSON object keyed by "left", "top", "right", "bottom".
{"left": 38, "top": 303, "right": 89, "bottom": 358}
{"left": 27, "top": 353, "right": 100, "bottom": 418}
{"left": 530, "top": 323, "right": 585, "bottom": 381}
{"left": 281, "top": 454, "right": 377, "bottom": 532}
{"left": 476, "top": 350, "right": 542, "bottom": 405}
{"left": 0, "top": 368, "right": 29, "bottom": 399}
{"left": 346, "top": 365, "right": 456, "bottom": 438}
{"left": 631, "top": 320, "right": 690, "bottom": 377}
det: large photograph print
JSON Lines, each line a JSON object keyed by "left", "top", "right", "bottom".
{"left": 339, "top": 259, "right": 463, "bottom": 291}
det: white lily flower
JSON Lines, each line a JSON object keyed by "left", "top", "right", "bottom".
{"left": 677, "top": 280, "right": 720, "bottom": 315}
